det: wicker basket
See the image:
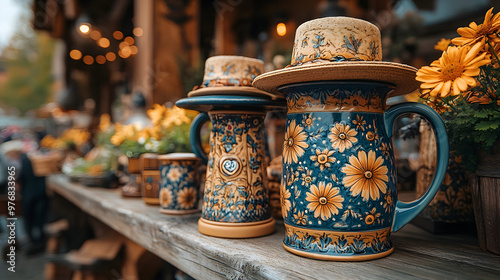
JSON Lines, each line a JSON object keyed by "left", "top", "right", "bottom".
{"left": 28, "top": 150, "right": 65, "bottom": 177}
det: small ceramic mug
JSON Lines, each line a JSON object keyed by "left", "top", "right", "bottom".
{"left": 158, "top": 153, "right": 201, "bottom": 214}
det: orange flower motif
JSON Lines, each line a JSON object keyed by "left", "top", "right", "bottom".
{"left": 293, "top": 211, "right": 307, "bottom": 225}
{"left": 452, "top": 8, "right": 500, "bottom": 48}
{"left": 416, "top": 43, "right": 490, "bottom": 97}
{"left": 328, "top": 123, "right": 358, "bottom": 152}
{"left": 281, "top": 181, "right": 292, "bottom": 218}
{"left": 177, "top": 187, "right": 197, "bottom": 209}
{"left": 160, "top": 187, "right": 173, "bottom": 208}
{"left": 434, "top": 38, "right": 452, "bottom": 51}
{"left": 305, "top": 181, "right": 344, "bottom": 221}
{"left": 342, "top": 150, "right": 389, "bottom": 201}
{"left": 309, "top": 148, "right": 335, "bottom": 171}
{"left": 283, "top": 119, "right": 309, "bottom": 164}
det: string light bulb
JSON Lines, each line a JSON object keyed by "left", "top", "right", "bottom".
{"left": 276, "top": 22, "right": 286, "bottom": 36}
{"left": 133, "top": 27, "right": 143, "bottom": 37}
{"left": 113, "top": 31, "right": 123, "bottom": 40}
{"left": 69, "top": 49, "right": 82, "bottom": 60}
{"left": 98, "top": 38, "right": 110, "bottom": 48}
{"left": 79, "top": 23, "right": 90, "bottom": 34}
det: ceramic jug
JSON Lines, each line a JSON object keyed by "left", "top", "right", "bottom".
{"left": 190, "top": 110, "right": 276, "bottom": 238}
{"left": 277, "top": 81, "right": 449, "bottom": 260}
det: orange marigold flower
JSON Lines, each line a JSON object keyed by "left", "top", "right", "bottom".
{"left": 434, "top": 38, "right": 452, "bottom": 51}
{"left": 452, "top": 8, "right": 500, "bottom": 48}
{"left": 416, "top": 43, "right": 491, "bottom": 97}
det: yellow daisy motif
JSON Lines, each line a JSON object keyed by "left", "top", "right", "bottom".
{"left": 281, "top": 181, "right": 292, "bottom": 218}
{"left": 305, "top": 181, "right": 344, "bottom": 221}
{"left": 309, "top": 148, "right": 335, "bottom": 171}
{"left": 328, "top": 123, "right": 358, "bottom": 152}
{"left": 283, "top": 119, "right": 309, "bottom": 164}
{"left": 342, "top": 150, "right": 389, "bottom": 201}
{"left": 167, "top": 168, "right": 182, "bottom": 182}
{"left": 177, "top": 187, "right": 197, "bottom": 209}
{"left": 160, "top": 187, "right": 173, "bottom": 208}
{"left": 293, "top": 211, "right": 307, "bottom": 225}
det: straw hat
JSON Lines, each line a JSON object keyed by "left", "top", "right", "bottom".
{"left": 253, "top": 17, "right": 420, "bottom": 98}
{"left": 188, "top": 55, "right": 276, "bottom": 99}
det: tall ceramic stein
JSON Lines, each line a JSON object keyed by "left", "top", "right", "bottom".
{"left": 253, "top": 17, "right": 449, "bottom": 260}
{"left": 176, "top": 55, "right": 286, "bottom": 238}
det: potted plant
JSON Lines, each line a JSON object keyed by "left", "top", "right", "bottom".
{"left": 110, "top": 104, "right": 195, "bottom": 196}
{"left": 416, "top": 8, "right": 500, "bottom": 254}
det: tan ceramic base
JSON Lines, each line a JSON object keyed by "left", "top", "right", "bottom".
{"left": 143, "top": 197, "right": 160, "bottom": 205}
{"left": 198, "top": 217, "right": 275, "bottom": 238}
{"left": 159, "top": 208, "right": 201, "bottom": 215}
{"left": 283, "top": 244, "right": 394, "bottom": 261}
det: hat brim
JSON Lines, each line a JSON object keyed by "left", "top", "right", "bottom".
{"left": 187, "top": 86, "right": 283, "bottom": 100}
{"left": 252, "top": 61, "right": 420, "bottom": 99}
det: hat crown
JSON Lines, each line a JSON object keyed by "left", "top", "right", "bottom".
{"left": 201, "top": 55, "right": 264, "bottom": 88}
{"left": 291, "top": 17, "right": 382, "bottom": 66}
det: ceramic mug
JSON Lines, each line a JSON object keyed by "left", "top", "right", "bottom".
{"left": 141, "top": 153, "right": 160, "bottom": 205}
{"left": 190, "top": 111, "right": 275, "bottom": 238}
{"left": 278, "top": 81, "right": 449, "bottom": 260}
{"left": 158, "top": 153, "right": 201, "bottom": 214}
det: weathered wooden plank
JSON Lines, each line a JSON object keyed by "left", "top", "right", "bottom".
{"left": 47, "top": 175, "right": 500, "bottom": 280}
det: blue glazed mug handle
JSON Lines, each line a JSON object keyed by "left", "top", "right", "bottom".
{"left": 190, "top": 112, "right": 210, "bottom": 164}
{"left": 384, "top": 102, "right": 449, "bottom": 232}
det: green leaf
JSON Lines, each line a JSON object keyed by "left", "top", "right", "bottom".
{"left": 474, "top": 121, "right": 499, "bottom": 130}
{"left": 473, "top": 110, "right": 493, "bottom": 118}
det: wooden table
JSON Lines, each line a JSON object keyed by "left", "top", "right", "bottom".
{"left": 47, "top": 175, "right": 500, "bottom": 280}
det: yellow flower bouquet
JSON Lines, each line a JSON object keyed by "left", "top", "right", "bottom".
{"left": 110, "top": 104, "right": 196, "bottom": 158}
{"left": 416, "top": 7, "right": 500, "bottom": 171}
{"left": 40, "top": 128, "right": 91, "bottom": 151}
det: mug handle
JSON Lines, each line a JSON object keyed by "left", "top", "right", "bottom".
{"left": 190, "top": 112, "right": 210, "bottom": 164}
{"left": 384, "top": 102, "right": 449, "bottom": 232}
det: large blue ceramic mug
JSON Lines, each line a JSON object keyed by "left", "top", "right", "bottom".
{"left": 252, "top": 16, "right": 449, "bottom": 261}
{"left": 277, "top": 81, "right": 449, "bottom": 260}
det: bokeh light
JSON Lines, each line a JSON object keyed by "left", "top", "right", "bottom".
{"left": 98, "top": 38, "right": 110, "bottom": 48}
{"left": 106, "top": 52, "right": 116, "bottom": 61}
{"left": 133, "top": 27, "right": 143, "bottom": 37}
{"left": 79, "top": 23, "right": 90, "bottom": 34}
{"left": 124, "top": 36, "right": 135, "bottom": 45}
{"left": 96, "top": 55, "right": 106, "bottom": 64}
{"left": 83, "top": 55, "right": 94, "bottom": 65}
{"left": 277, "top": 23, "right": 286, "bottom": 36}
{"left": 89, "top": 30, "right": 101, "bottom": 40}
{"left": 69, "top": 49, "right": 82, "bottom": 60}
{"left": 113, "top": 31, "right": 123, "bottom": 40}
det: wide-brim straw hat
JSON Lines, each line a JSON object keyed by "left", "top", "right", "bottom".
{"left": 253, "top": 17, "right": 420, "bottom": 99}
{"left": 187, "top": 55, "right": 278, "bottom": 99}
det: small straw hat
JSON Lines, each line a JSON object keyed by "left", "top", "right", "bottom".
{"left": 253, "top": 17, "right": 420, "bottom": 98}
{"left": 188, "top": 55, "right": 276, "bottom": 99}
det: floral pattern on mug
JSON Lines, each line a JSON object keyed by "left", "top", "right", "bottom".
{"left": 342, "top": 150, "right": 389, "bottom": 201}
{"left": 329, "top": 123, "right": 358, "bottom": 152}
{"left": 283, "top": 119, "right": 309, "bottom": 164}
{"left": 305, "top": 181, "right": 344, "bottom": 221}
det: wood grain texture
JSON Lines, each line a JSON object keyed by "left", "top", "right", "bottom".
{"left": 471, "top": 174, "right": 500, "bottom": 255}
{"left": 48, "top": 175, "right": 500, "bottom": 280}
